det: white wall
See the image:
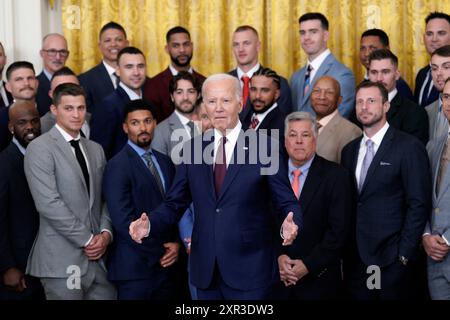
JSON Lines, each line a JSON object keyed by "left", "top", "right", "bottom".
{"left": 0, "top": 0, "right": 62, "bottom": 77}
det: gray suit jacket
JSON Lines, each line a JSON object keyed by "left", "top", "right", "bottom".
{"left": 151, "top": 112, "right": 191, "bottom": 163}
{"left": 317, "top": 113, "right": 362, "bottom": 164}
{"left": 24, "top": 126, "right": 112, "bottom": 278}
{"left": 290, "top": 53, "right": 355, "bottom": 118}
{"left": 426, "top": 100, "right": 449, "bottom": 142}
{"left": 426, "top": 134, "right": 450, "bottom": 281}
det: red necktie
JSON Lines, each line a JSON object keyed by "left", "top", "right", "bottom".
{"left": 214, "top": 136, "right": 227, "bottom": 196}
{"left": 241, "top": 75, "right": 250, "bottom": 107}
{"left": 250, "top": 114, "right": 259, "bottom": 129}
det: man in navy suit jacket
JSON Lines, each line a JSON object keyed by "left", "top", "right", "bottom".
{"left": 90, "top": 46, "right": 150, "bottom": 159}
{"left": 414, "top": 12, "right": 450, "bottom": 107}
{"left": 228, "top": 25, "right": 292, "bottom": 120}
{"left": 79, "top": 22, "right": 129, "bottom": 114}
{"left": 341, "top": 81, "right": 431, "bottom": 300}
{"left": 129, "top": 73, "right": 302, "bottom": 300}
{"left": 0, "top": 102, "right": 44, "bottom": 300}
{"left": 103, "top": 100, "right": 179, "bottom": 300}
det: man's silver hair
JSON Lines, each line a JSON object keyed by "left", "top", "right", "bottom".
{"left": 202, "top": 73, "right": 241, "bottom": 102}
{"left": 41, "top": 33, "right": 67, "bottom": 49}
{"left": 284, "top": 111, "right": 318, "bottom": 138}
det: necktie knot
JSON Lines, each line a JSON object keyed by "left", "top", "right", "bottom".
{"left": 241, "top": 75, "right": 251, "bottom": 106}
{"left": 366, "top": 139, "right": 374, "bottom": 149}
{"left": 241, "top": 75, "right": 250, "bottom": 84}
{"left": 250, "top": 114, "right": 260, "bottom": 129}
{"left": 187, "top": 120, "right": 197, "bottom": 138}
{"left": 70, "top": 139, "right": 80, "bottom": 148}
{"left": 306, "top": 64, "right": 313, "bottom": 75}
{"left": 292, "top": 169, "right": 301, "bottom": 178}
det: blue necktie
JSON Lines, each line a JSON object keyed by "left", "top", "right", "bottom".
{"left": 303, "top": 64, "right": 313, "bottom": 96}
{"left": 359, "top": 139, "right": 374, "bottom": 192}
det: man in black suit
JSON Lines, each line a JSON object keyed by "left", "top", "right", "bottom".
{"left": 79, "top": 21, "right": 129, "bottom": 114}
{"left": 36, "top": 33, "right": 69, "bottom": 116}
{"left": 368, "top": 49, "right": 429, "bottom": 144}
{"left": 229, "top": 25, "right": 292, "bottom": 120}
{"left": 341, "top": 81, "right": 432, "bottom": 300}
{"left": 276, "top": 111, "right": 352, "bottom": 299}
{"left": 0, "top": 101, "right": 44, "bottom": 300}
{"left": 415, "top": 12, "right": 450, "bottom": 107}
{"left": 0, "top": 42, "right": 13, "bottom": 109}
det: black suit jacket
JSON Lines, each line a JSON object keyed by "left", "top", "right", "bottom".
{"left": 0, "top": 106, "right": 11, "bottom": 152}
{"left": 79, "top": 62, "right": 115, "bottom": 114}
{"left": 36, "top": 72, "right": 52, "bottom": 116}
{"left": 280, "top": 155, "right": 352, "bottom": 299}
{"left": 228, "top": 66, "right": 292, "bottom": 121}
{"left": 0, "top": 81, "right": 13, "bottom": 109}
{"left": 341, "top": 126, "right": 431, "bottom": 267}
{"left": 414, "top": 65, "right": 440, "bottom": 107}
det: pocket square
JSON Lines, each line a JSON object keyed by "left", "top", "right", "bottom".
{"left": 380, "top": 161, "right": 391, "bottom": 166}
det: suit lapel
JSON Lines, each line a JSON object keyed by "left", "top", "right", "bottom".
{"left": 302, "top": 54, "right": 334, "bottom": 106}
{"left": 298, "top": 156, "right": 323, "bottom": 213}
{"left": 80, "top": 138, "right": 95, "bottom": 208}
{"left": 202, "top": 135, "right": 216, "bottom": 200}
{"left": 387, "top": 94, "right": 401, "bottom": 120}
{"left": 434, "top": 135, "right": 449, "bottom": 201}
{"left": 98, "top": 63, "right": 115, "bottom": 92}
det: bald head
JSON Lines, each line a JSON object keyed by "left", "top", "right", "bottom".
{"left": 8, "top": 101, "right": 41, "bottom": 147}
{"left": 310, "top": 76, "right": 342, "bottom": 120}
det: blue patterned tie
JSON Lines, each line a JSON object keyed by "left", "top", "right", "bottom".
{"left": 359, "top": 139, "right": 374, "bottom": 192}
{"left": 303, "top": 64, "right": 313, "bottom": 96}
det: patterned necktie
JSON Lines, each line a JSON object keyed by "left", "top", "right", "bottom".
{"left": 303, "top": 64, "right": 313, "bottom": 96}
{"left": 250, "top": 114, "right": 260, "bottom": 129}
{"left": 142, "top": 152, "right": 165, "bottom": 196}
{"left": 214, "top": 136, "right": 227, "bottom": 196}
{"left": 69, "top": 139, "right": 90, "bottom": 195}
{"left": 291, "top": 169, "right": 301, "bottom": 199}
{"left": 241, "top": 75, "right": 250, "bottom": 108}
{"left": 419, "top": 69, "right": 433, "bottom": 107}
{"left": 436, "top": 134, "right": 450, "bottom": 196}
{"left": 359, "top": 139, "right": 374, "bottom": 192}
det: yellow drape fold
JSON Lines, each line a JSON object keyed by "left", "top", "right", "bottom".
{"left": 62, "top": 0, "right": 450, "bottom": 88}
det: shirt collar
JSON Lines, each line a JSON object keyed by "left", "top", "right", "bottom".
{"left": 253, "top": 102, "right": 278, "bottom": 120}
{"left": 102, "top": 60, "right": 116, "bottom": 76}
{"left": 388, "top": 88, "right": 398, "bottom": 102}
{"left": 54, "top": 123, "right": 81, "bottom": 142}
{"left": 174, "top": 110, "right": 192, "bottom": 126}
{"left": 119, "top": 82, "right": 142, "bottom": 100}
{"left": 12, "top": 137, "right": 26, "bottom": 155}
{"left": 237, "top": 63, "right": 260, "bottom": 81}
{"left": 362, "top": 121, "right": 390, "bottom": 147}
{"left": 308, "top": 48, "right": 331, "bottom": 71}
{"left": 43, "top": 69, "right": 53, "bottom": 81}
{"left": 288, "top": 154, "right": 315, "bottom": 175}
{"left": 169, "top": 64, "right": 193, "bottom": 76}
{"left": 317, "top": 109, "right": 339, "bottom": 129}
{"left": 127, "top": 139, "right": 151, "bottom": 157}
{"left": 214, "top": 121, "right": 242, "bottom": 144}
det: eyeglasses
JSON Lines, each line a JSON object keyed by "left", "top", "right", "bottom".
{"left": 441, "top": 93, "right": 450, "bottom": 102}
{"left": 42, "top": 49, "right": 69, "bottom": 57}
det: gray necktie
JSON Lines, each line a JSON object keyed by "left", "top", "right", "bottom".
{"left": 359, "top": 139, "right": 374, "bottom": 192}
{"left": 142, "top": 152, "right": 165, "bottom": 195}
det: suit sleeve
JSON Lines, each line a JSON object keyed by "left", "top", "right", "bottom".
{"left": 399, "top": 140, "right": 432, "bottom": 258}
{"left": 178, "top": 205, "right": 194, "bottom": 250}
{"left": 336, "top": 68, "right": 356, "bottom": 119}
{"left": 0, "top": 158, "right": 16, "bottom": 273}
{"left": 278, "top": 77, "right": 292, "bottom": 115}
{"left": 151, "top": 124, "right": 169, "bottom": 156}
{"left": 302, "top": 168, "right": 352, "bottom": 275}
{"left": 23, "top": 142, "right": 92, "bottom": 248}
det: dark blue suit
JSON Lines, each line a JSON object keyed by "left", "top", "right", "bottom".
{"left": 414, "top": 65, "right": 440, "bottom": 108}
{"left": 79, "top": 62, "right": 115, "bottom": 114}
{"left": 341, "top": 126, "right": 431, "bottom": 299}
{"left": 0, "top": 143, "right": 44, "bottom": 300}
{"left": 36, "top": 72, "right": 52, "bottom": 116}
{"left": 0, "top": 106, "right": 11, "bottom": 152}
{"left": 103, "top": 144, "right": 177, "bottom": 299}
{"left": 228, "top": 67, "right": 292, "bottom": 121}
{"left": 147, "top": 130, "right": 303, "bottom": 299}
{"left": 90, "top": 86, "right": 130, "bottom": 160}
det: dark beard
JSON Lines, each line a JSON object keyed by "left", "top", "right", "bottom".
{"left": 171, "top": 54, "right": 193, "bottom": 68}
{"left": 252, "top": 101, "right": 276, "bottom": 114}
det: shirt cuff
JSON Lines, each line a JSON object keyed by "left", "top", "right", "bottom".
{"left": 144, "top": 220, "right": 151, "bottom": 238}
{"left": 84, "top": 234, "right": 94, "bottom": 247}
{"left": 101, "top": 229, "right": 113, "bottom": 243}
{"left": 422, "top": 232, "right": 431, "bottom": 237}
{"left": 280, "top": 226, "right": 284, "bottom": 240}
{"left": 442, "top": 234, "right": 450, "bottom": 246}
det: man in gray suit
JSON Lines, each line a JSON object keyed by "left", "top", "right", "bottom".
{"left": 426, "top": 45, "right": 450, "bottom": 141}
{"left": 423, "top": 77, "right": 450, "bottom": 300}
{"left": 151, "top": 71, "right": 201, "bottom": 163}
{"left": 291, "top": 12, "right": 355, "bottom": 118}
{"left": 311, "top": 76, "right": 361, "bottom": 163}
{"left": 24, "top": 83, "right": 116, "bottom": 300}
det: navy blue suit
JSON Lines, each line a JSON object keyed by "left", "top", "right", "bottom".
{"left": 414, "top": 65, "right": 440, "bottom": 108}
{"left": 36, "top": 72, "right": 52, "bottom": 116}
{"left": 341, "top": 126, "right": 431, "bottom": 299}
{"left": 79, "top": 62, "right": 115, "bottom": 114}
{"left": 0, "top": 81, "right": 13, "bottom": 109}
{"left": 0, "top": 143, "right": 44, "bottom": 300}
{"left": 147, "top": 130, "right": 303, "bottom": 299}
{"left": 90, "top": 86, "right": 130, "bottom": 160}
{"left": 228, "top": 67, "right": 292, "bottom": 121}
{"left": 0, "top": 106, "right": 11, "bottom": 152}
{"left": 103, "top": 144, "right": 177, "bottom": 299}
{"left": 396, "top": 77, "right": 414, "bottom": 102}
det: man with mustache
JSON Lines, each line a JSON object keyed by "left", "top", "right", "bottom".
{"left": 36, "top": 33, "right": 69, "bottom": 116}
{"left": 0, "top": 101, "right": 45, "bottom": 300}
{"left": 103, "top": 99, "right": 179, "bottom": 299}
{"left": 0, "top": 61, "right": 39, "bottom": 151}
{"left": 91, "top": 46, "right": 150, "bottom": 159}
{"left": 143, "top": 26, "right": 205, "bottom": 123}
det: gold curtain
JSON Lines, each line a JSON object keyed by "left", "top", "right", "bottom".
{"left": 62, "top": 0, "right": 450, "bottom": 88}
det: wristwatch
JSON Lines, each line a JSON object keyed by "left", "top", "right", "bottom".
{"left": 399, "top": 256, "right": 408, "bottom": 266}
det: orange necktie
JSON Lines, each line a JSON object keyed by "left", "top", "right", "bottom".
{"left": 291, "top": 169, "right": 301, "bottom": 198}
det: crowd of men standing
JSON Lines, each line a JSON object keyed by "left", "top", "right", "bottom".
{"left": 1, "top": 10, "right": 450, "bottom": 300}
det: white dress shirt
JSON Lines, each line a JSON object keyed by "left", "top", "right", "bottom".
{"left": 102, "top": 60, "right": 118, "bottom": 89}
{"left": 213, "top": 121, "right": 242, "bottom": 168}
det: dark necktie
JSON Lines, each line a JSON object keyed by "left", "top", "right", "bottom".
{"left": 214, "top": 136, "right": 227, "bottom": 196}
{"left": 187, "top": 120, "right": 197, "bottom": 138}
{"left": 303, "top": 64, "right": 313, "bottom": 96}
{"left": 419, "top": 70, "right": 433, "bottom": 107}
{"left": 142, "top": 152, "right": 165, "bottom": 196}
{"left": 69, "top": 139, "right": 90, "bottom": 195}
